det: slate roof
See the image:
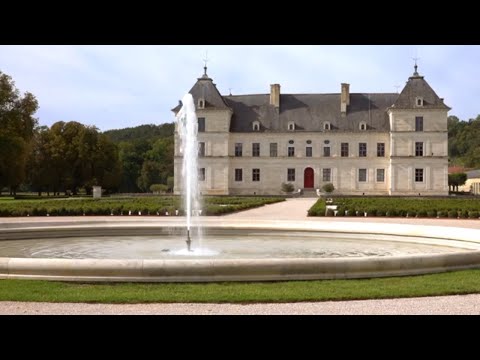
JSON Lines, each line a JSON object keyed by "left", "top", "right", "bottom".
{"left": 172, "top": 72, "right": 230, "bottom": 113}
{"left": 172, "top": 69, "right": 449, "bottom": 133}
{"left": 224, "top": 93, "right": 398, "bottom": 132}
{"left": 392, "top": 74, "right": 451, "bottom": 110}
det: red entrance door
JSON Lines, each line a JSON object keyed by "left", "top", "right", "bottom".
{"left": 304, "top": 167, "right": 314, "bottom": 188}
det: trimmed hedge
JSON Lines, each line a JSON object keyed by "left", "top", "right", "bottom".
{"left": 0, "top": 196, "right": 285, "bottom": 217}
{"left": 308, "top": 197, "right": 480, "bottom": 219}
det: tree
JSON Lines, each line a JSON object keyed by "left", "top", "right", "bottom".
{"left": 448, "top": 173, "right": 467, "bottom": 192}
{"left": 137, "top": 160, "right": 162, "bottom": 192}
{"left": 0, "top": 71, "right": 39, "bottom": 195}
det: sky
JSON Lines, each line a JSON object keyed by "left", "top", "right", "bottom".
{"left": 0, "top": 45, "right": 478, "bottom": 132}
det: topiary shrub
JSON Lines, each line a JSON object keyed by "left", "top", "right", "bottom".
{"left": 321, "top": 183, "right": 335, "bottom": 193}
{"left": 281, "top": 183, "right": 294, "bottom": 193}
{"left": 417, "top": 210, "right": 427, "bottom": 218}
{"left": 468, "top": 211, "right": 479, "bottom": 219}
{"left": 447, "top": 210, "right": 458, "bottom": 218}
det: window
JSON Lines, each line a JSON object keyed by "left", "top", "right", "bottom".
{"left": 270, "top": 143, "right": 277, "bottom": 157}
{"left": 415, "top": 168, "right": 424, "bottom": 182}
{"left": 198, "top": 117, "right": 205, "bottom": 132}
{"left": 359, "top": 143, "right": 367, "bottom": 157}
{"left": 198, "top": 168, "right": 205, "bottom": 181}
{"left": 323, "top": 146, "right": 330, "bottom": 157}
{"left": 235, "top": 169, "right": 243, "bottom": 182}
{"left": 253, "top": 121, "right": 260, "bottom": 131}
{"left": 416, "top": 97, "right": 423, "bottom": 107}
{"left": 235, "top": 143, "right": 243, "bottom": 157}
{"left": 252, "top": 143, "right": 260, "bottom": 157}
{"left": 198, "top": 99, "right": 205, "bottom": 109}
{"left": 359, "top": 122, "right": 367, "bottom": 131}
{"left": 198, "top": 142, "right": 205, "bottom": 157}
{"left": 287, "top": 168, "right": 295, "bottom": 181}
{"left": 415, "top": 142, "right": 424, "bottom": 157}
{"left": 306, "top": 147, "right": 312, "bottom": 157}
{"left": 376, "top": 169, "right": 385, "bottom": 182}
{"left": 358, "top": 169, "right": 367, "bottom": 182}
{"left": 415, "top": 116, "right": 423, "bottom": 132}
{"left": 288, "top": 122, "right": 295, "bottom": 131}
{"left": 322, "top": 168, "right": 331, "bottom": 182}
{"left": 306, "top": 140, "right": 312, "bottom": 144}
{"left": 341, "top": 143, "right": 349, "bottom": 157}
{"left": 377, "top": 143, "right": 385, "bottom": 157}
{"left": 252, "top": 169, "right": 260, "bottom": 182}
{"left": 288, "top": 147, "right": 295, "bottom": 157}
{"left": 324, "top": 122, "right": 331, "bottom": 131}
{"left": 288, "top": 140, "right": 294, "bottom": 144}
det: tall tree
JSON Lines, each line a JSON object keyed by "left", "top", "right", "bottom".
{"left": 0, "top": 71, "right": 39, "bottom": 195}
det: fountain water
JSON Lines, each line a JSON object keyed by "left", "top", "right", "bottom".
{"left": 175, "top": 93, "right": 201, "bottom": 252}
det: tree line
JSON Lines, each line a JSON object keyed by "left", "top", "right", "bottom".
{"left": 448, "top": 115, "right": 480, "bottom": 169}
{"left": 0, "top": 70, "right": 174, "bottom": 196}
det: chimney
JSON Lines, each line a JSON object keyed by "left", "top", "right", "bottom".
{"left": 270, "top": 84, "right": 280, "bottom": 108}
{"left": 341, "top": 83, "right": 350, "bottom": 114}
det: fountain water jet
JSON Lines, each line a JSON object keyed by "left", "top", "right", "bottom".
{"left": 175, "top": 93, "right": 201, "bottom": 252}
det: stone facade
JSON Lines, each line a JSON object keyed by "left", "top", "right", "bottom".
{"left": 173, "top": 67, "right": 450, "bottom": 196}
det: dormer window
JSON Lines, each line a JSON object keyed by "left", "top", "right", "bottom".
{"left": 288, "top": 122, "right": 295, "bottom": 131}
{"left": 323, "top": 122, "right": 331, "bottom": 131}
{"left": 359, "top": 122, "right": 367, "bottom": 131}
{"left": 198, "top": 98, "right": 205, "bottom": 109}
{"left": 416, "top": 97, "right": 424, "bottom": 107}
{"left": 252, "top": 121, "right": 260, "bottom": 131}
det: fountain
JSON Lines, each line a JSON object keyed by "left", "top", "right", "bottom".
{"left": 175, "top": 93, "right": 199, "bottom": 252}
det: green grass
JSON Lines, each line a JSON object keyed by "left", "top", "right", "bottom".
{"left": 2, "top": 269, "right": 480, "bottom": 303}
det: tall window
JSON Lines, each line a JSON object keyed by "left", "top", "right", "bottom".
{"left": 322, "top": 168, "right": 331, "bottom": 182}
{"left": 341, "top": 143, "right": 349, "bottom": 157}
{"left": 415, "top": 116, "right": 423, "bottom": 132}
{"left": 198, "top": 117, "right": 205, "bottom": 132}
{"left": 287, "top": 168, "right": 295, "bottom": 181}
{"left": 415, "top": 168, "right": 424, "bottom": 182}
{"left": 252, "top": 143, "right": 260, "bottom": 157}
{"left": 235, "top": 143, "right": 242, "bottom": 157}
{"left": 253, "top": 121, "right": 260, "bottom": 131}
{"left": 323, "top": 147, "right": 331, "bottom": 157}
{"left": 198, "top": 168, "right": 205, "bottom": 181}
{"left": 377, "top": 143, "right": 385, "bottom": 157}
{"left": 270, "top": 143, "right": 277, "bottom": 157}
{"left": 358, "top": 169, "right": 367, "bottom": 182}
{"left": 288, "top": 147, "right": 295, "bottom": 157}
{"left": 415, "top": 142, "right": 424, "bottom": 157}
{"left": 376, "top": 169, "right": 385, "bottom": 182}
{"left": 306, "top": 147, "right": 312, "bottom": 157}
{"left": 252, "top": 169, "right": 260, "bottom": 182}
{"left": 198, "top": 142, "right": 205, "bottom": 157}
{"left": 359, "top": 143, "right": 367, "bottom": 157}
{"left": 235, "top": 169, "right": 242, "bottom": 182}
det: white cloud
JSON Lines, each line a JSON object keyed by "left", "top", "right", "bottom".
{"left": 1, "top": 45, "right": 479, "bottom": 130}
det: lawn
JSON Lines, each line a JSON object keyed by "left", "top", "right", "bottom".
{"left": 1, "top": 269, "right": 480, "bottom": 303}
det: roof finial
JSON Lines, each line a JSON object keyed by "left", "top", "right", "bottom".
{"left": 203, "top": 50, "right": 209, "bottom": 77}
{"left": 394, "top": 85, "right": 400, "bottom": 93}
{"left": 228, "top": 88, "right": 232, "bottom": 96}
{"left": 412, "top": 57, "right": 420, "bottom": 76}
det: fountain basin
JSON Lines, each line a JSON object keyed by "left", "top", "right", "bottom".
{"left": 1, "top": 219, "right": 480, "bottom": 282}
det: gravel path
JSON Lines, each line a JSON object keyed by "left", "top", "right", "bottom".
{"left": 1, "top": 294, "right": 480, "bottom": 315}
